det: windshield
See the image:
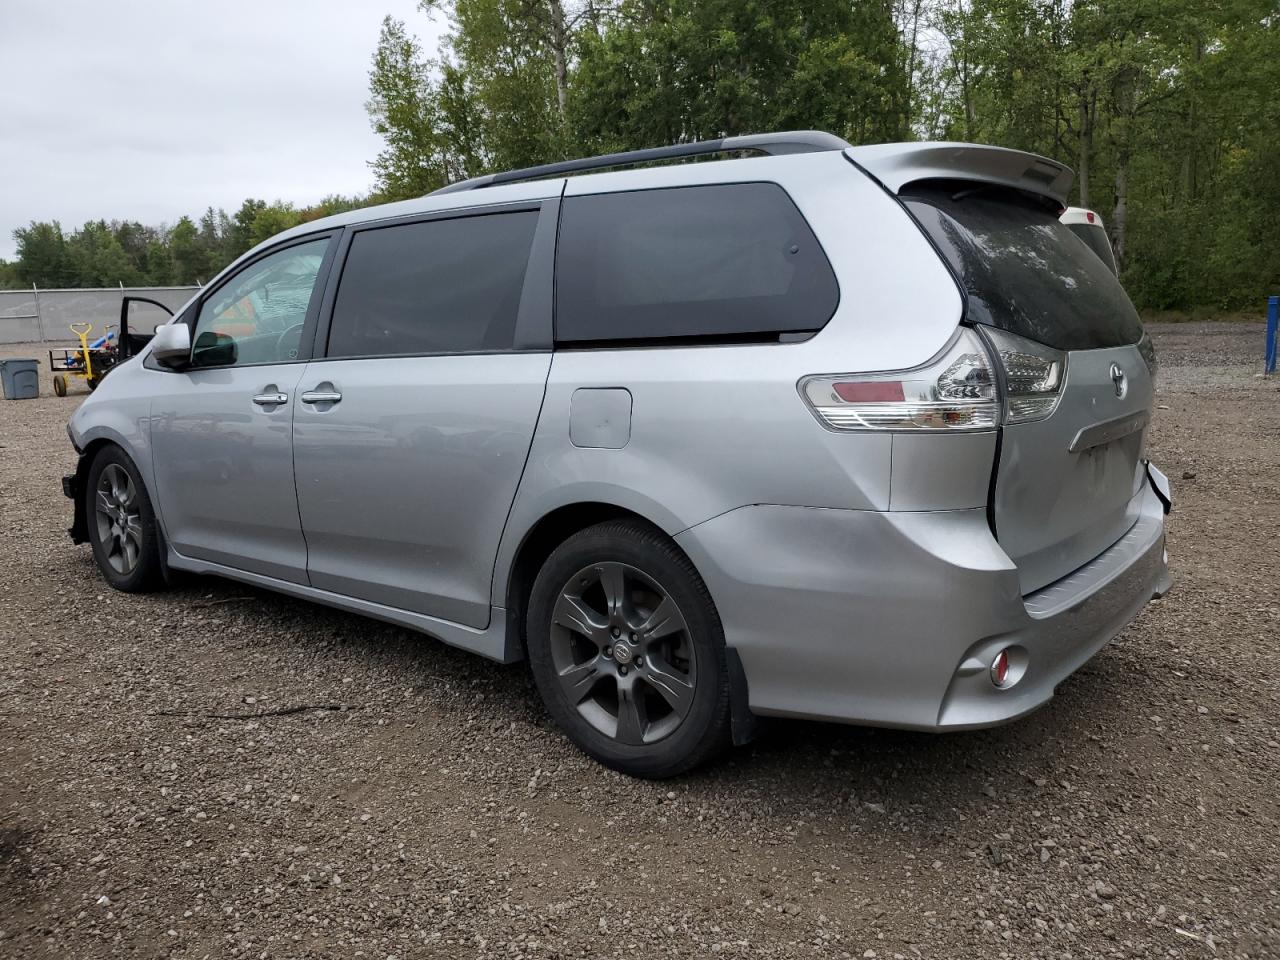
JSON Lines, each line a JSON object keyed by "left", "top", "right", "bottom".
{"left": 904, "top": 183, "right": 1142, "bottom": 351}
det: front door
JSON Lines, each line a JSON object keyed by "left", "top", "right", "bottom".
{"left": 292, "top": 205, "right": 553, "bottom": 628}
{"left": 150, "top": 234, "right": 335, "bottom": 583}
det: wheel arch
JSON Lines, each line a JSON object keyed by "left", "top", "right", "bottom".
{"left": 70, "top": 436, "right": 173, "bottom": 586}
{"left": 502, "top": 502, "right": 657, "bottom": 657}
{"left": 500, "top": 500, "right": 756, "bottom": 745}
{"left": 68, "top": 436, "right": 131, "bottom": 544}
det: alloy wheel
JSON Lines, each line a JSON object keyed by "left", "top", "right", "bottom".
{"left": 94, "top": 463, "right": 142, "bottom": 575}
{"left": 550, "top": 561, "right": 697, "bottom": 746}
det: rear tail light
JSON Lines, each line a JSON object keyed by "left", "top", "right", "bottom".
{"left": 799, "top": 328, "right": 998, "bottom": 431}
{"left": 1137, "top": 331, "right": 1158, "bottom": 377}
{"left": 800, "top": 326, "right": 1067, "bottom": 432}
{"left": 983, "top": 327, "right": 1066, "bottom": 424}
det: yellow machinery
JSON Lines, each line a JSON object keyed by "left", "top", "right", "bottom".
{"left": 48, "top": 295, "right": 172, "bottom": 396}
{"left": 50, "top": 323, "right": 118, "bottom": 396}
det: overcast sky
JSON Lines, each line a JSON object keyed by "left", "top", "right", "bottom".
{"left": 0, "top": 0, "right": 445, "bottom": 260}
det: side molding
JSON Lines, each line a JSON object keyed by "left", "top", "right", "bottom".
{"left": 166, "top": 548, "right": 515, "bottom": 663}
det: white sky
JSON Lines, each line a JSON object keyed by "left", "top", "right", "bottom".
{"left": 0, "top": 0, "right": 445, "bottom": 260}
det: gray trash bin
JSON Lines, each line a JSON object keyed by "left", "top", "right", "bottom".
{"left": 0, "top": 358, "right": 40, "bottom": 399}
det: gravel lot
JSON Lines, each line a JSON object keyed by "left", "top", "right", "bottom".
{"left": 2, "top": 323, "right": 1278, "bottom": 959}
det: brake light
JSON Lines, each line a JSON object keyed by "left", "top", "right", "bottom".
{"left": 983, "top": 327, "right": 1066, "bottom": 424}
{"left": 800, "top": 327, "right": 1067, "bottom": 432}
{"left": 833, "top": 381, "right": 905, "bottom": 403}
{"left": 800, "top": 328, "right": 997, "bottom": 431}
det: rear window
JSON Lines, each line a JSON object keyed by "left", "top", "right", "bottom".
{"left": 327, "top": 210, "right": 538, "bottom": 358}
{"left": 1064, "top": 221, "right": 1118, "bottom": 275}
{"left": 904, "top": 183, "right": 1141, "bottom": 351}
{"left": 555, "top": 183, "right": 838, "bottom": 344}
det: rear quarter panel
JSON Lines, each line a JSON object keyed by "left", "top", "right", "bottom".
{"left": 491, "top": 151, "right": 965, "bottom": 605}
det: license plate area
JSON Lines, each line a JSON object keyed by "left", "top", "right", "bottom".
{"left": 1069, "top": 410, "right": 1150, "bottom": 453}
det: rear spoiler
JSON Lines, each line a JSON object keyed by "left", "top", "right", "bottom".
{"left": 845, "top": 142, "right": 1073, "bottom": 207}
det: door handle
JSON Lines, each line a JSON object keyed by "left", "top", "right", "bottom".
{"left": 251, "top": 391, "right": 289, "bottom": 406}
{"left": 300, "top": 389, "right": 342, "bottom": 404}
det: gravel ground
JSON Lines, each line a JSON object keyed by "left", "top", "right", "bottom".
{"left": 1, "top": 323, "right": 1278, "bottom": 959}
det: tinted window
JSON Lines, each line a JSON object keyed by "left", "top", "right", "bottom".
{"left": 192, "top": 237, "right": 330, "bottom": 368}
{"left": 1065, "top": 221, "right": 1118, "bottom": 275}
{"left": 328, "top": 210, "right": 538, "bottom": 358}
{"left": 555, "top": 183, "right": 838, "bottom": 344}
{"left": 904, "top": 184, "right": 1141, "bottom": 351}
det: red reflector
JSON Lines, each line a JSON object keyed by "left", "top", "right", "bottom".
{"left": 1086, "top": 211, "right": 1096, "bottom": 223}
{"left": 992, "top": 650, "right": 1009, "bottom": 686}
{"left": 833, "top": 381, "right": 905, "bottom": 403}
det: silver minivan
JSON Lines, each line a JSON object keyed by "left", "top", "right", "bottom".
{"left": 64, "top": 133, "right": 1172, "bottom": 777}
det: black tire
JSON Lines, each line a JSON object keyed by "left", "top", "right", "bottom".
{"left": 53, "top": 373, "right": 67, "bottom": 397}
{"left": 84, "top": 445, "right": 166, "bottom": 593}
{"left": 527, "top": 520, "right": 730, "bottom": 778}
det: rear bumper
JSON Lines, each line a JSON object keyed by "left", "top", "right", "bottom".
{"left": 674, "top": 468, "right": 1170, "bottom": 731}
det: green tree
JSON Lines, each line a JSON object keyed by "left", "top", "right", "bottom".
{"left": 168, "top": 217, "right": 210, "bottom": 285}
{"left": 246, "top": 203, "right": 303, "bottom": 248}
{"left": 571, "top": 0, "right": 909, "bottom": 151}
{"left": 66, "top": 220, "right": 141, "bottom": 287}
{"left": 230, "top": 199, "right": 268, "bottom": 258}
{"left": 367, "top": 16, "right": 457, "bottom": 197}
{"left": 13, "top": 221, "right": 72, "bottom": 287}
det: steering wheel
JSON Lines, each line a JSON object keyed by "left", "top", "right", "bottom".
{"left": 276, "top": 322, "right": 306, "bottom": 360}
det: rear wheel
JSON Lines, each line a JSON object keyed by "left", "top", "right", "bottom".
{"left": 53, "top": 373, "right": 67, "bottom": 397}
{"left": 527, "top": 520, "right": 730, "bottom": 778}
{"left": 85, "top": 446, "right": 165, "bottom": 592}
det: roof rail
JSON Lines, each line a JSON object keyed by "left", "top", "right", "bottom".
{"left": 429, "top": 130, "right": 852, "bottom": 195}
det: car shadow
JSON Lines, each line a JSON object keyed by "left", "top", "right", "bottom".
{"left": 148, "top": 571, "right": 1137, "bottom": 824}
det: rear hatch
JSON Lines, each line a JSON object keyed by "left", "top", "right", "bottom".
{"left": 902, "top": 182, "right": 1151, "bottom": 594}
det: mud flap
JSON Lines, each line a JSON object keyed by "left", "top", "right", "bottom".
{"left": 63, "top": 468, "right": 89, "bottom": 544}
{"left": 726, "top": 647, "right": 758, "bottom": 746}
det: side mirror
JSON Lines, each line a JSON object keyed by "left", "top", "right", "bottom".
{"left": 192, "top": 330, "right": 237, "bottom": 367}
{"left": 151, "top": 323, "right": 192, "bottom": 370}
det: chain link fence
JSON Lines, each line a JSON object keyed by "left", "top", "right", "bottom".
{"left": 0, "top": 286, "right": 199, "bottom": 344}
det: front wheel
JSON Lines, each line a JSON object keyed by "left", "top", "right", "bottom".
{"left": 527, "top": 520, "right": 730, "bottom": 778}
{"left": 85, "top": 446, "right": 166, "bottom": 592}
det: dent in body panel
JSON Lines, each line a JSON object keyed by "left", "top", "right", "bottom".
{"left": 994, "top": 344, "right": 1153, "bottom": 594}
{"left": 676, "top": 504, "right": 1022, "bottom": 728}
{"left": 889, "top": 431, "right": 997, "bottom": 511}
{"left": 490, "top": 346, "right": 896, "bottom": 612}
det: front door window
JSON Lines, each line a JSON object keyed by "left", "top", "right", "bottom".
{"left": 190, "top": 238, "right": 330, "bottom": 368}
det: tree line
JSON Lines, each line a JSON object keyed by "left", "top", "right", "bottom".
{"left": 5, "top": 0, "right": 1276, "bottom": 311}
{"left": 366, "top": 0, "right": 1280, "bottom": 312}
{"left": 0, "top": 197, "right": 363, "bottom": 291}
